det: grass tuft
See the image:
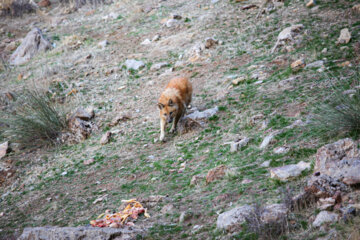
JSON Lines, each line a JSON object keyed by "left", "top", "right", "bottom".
{"left": 0, "top": 89, "right": 67, "bottom": 147}
{"left": 309, "top": 74, "right": 360, "bottom": 138}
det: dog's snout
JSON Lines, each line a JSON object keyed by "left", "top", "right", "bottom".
{"left": 167, "top": 118, "right": 173, "bottom": 123}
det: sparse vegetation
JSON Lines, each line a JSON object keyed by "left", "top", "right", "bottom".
{"left": 0, "top": 89, "right": 67, "bottom": 147}
{"left": 310, "top": 73, "right": 360, "bottom": 138}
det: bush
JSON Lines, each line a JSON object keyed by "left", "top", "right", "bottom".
{"left": 0, "top": 0, "right": 35, "bottom": 17}
{"left": 0, "top": 89, "right": 67, "bottom": 147}
{"left": 310, "top": 76, "right": 360, "bottom": 138}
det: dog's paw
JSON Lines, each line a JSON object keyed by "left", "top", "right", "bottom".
{"left": 169, "top": 128, "right": 177, "bottom": 134}
{"left": 159, "top": 135, "right": 166, "bottom": 142}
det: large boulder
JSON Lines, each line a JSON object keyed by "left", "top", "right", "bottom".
{"left": 18, "top": 226, "right": 144, "bottom": 240}
{"left": 10, "top": 28, "right": 52, "bottom": 65}
{"left": 315, "top": 138, "right": 360, "bottom": 185}
{"left": 216, "top": 204, "right": 288, "bottom": 232}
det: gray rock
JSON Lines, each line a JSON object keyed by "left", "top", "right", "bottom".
{"left": 270, "top": 161, "right": 311, "bottom": 181}
{"left": 150, "top": 62, "right": 169, "bottom": 71}
{"left": 140, "top": 39, "right": 151, "bottom": 45}
{"left": 179, "top": 211, "right": 192, "bottom": 223}
{"left": 260, "top": 130, "right": 282, "bottom": 149}
{"left": 273, "top": 146, "right": 289, "bottom": 154}
{"left": 217, "top": 204, "right": 288, "bottom": 232}
{"left": 18, "top": 226, "right": 144, "bottom": 240}
{"left": 337, "top": 28, "right": 351, "bottom": 44}
{"left": 305, "top": 60, "right": 324, "bottom": 69}
{"left": 98, "top": 40, "right": 109, "bottom": 49}
{"left": 166, "top": 19, "right": 181, "bottom": 28}
{"left": 261, "top": 160, "right": 271, "bottom": 167}
{"left": 216, "top": 205, "right": 254, "bottom": 232}
{"left": 10, "top": 28, "right": 52, "bottom": 65}
{"left": 185, "top": 106, "right": 218, "bottom": 120}
{"left": 100, "top": 131, "right": 112, "bottom": 145}
{"left": 0, "top": 141, "right": 9, "bottom": 159}
{"left": 271, "top": 24, "right": 304, "bottom": 53}
{"left": 227, "top": 137, "right": 250, "bottom": 153}
{"left": 313, "top": 211, "right": 338, "bottom": 227}
{"left": 124, "top": 59, "right": 145, "bottom": 70}
{"left": 190, "top": 174, "right": 204, "bottom": 185}
{"left": 315, "top": 138, "right": 360, "bottom": 185}
{"left": 71, "top": 108, "right": 94, "bottom": 121}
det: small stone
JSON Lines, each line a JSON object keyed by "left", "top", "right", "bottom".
{"left": 83, "top": 159, "right": 95, "bottom": 165}
{"left": 124, "top": 59, "right": 145, "bottom": 70}
{"left": 342, "top": 89, "right": 356, "bottom": 95}
{"left": 313, "top": 211, "right": 338, "bottom": 227}
{"left": 100, "top": 131, "right": 112, "bottom": 145}
{"left": 337, "top": 28, "right": 351, "bottom": 44}
{"left": 241, "top": 179, "right": 253, "bottom": 184}
{"left": 170, "top": 13, "right": 182, "bottom": 20}
{"left": 71, "top": 108, "right": 93, "bottom": 121}
{"left": 179, "top": 211, "right": 192, "bottom": 223}
{"left": 321, "top": 48, "right": 327, "bottom": 53}
{"left": 273, "top": 146, "right": 289, "bottom": 154}
{"left": 206, "top": 165, "right": 228, "bottom": 184}
{"left": 230, "top": 142, "right": 238, "bottom": 153}
{"left": 261, "top": 160, "right": 271, "bottom": 167}
{"left": 108, "top": 113, "right": 131, "bottom": 127}
{"left": 5, "top": 41, "right": 17, "bottom": 52}
{"left": 166, "top": 19, "right": 181, "bottom": 28}
{"left": 0, "top": 142, "right": 9, "bottom": 159}
{"left": 291, "top": 59, "right": 306, "bottom": 70}
{"left": 205, "top": 37, "right": 218, "bottom": 49}
{"left": 150, "top": 62, "right": 169, "bottom": 71}
{"left": 232, "top": 77, "right": 246, "bottom": 85}
{"left": 241, "top": 4, "right": 258, "bottom": 10}
{"left": 185, "top": 106, "right": 218, "bottom": 120}
{"left": 140, "top": 39, "right": 151, "bottom": 45}
{"left": 98, "top": 40, "right": 109, "bottom": 49}
{"left": 270, "top": 161, "right": 311, "bottom": 181}
{"left": 190, "top": 174, "right": 204, "bottom": 185}
{"left": 305, "top": 60, "right": 324, "bottom": 69}
{"left": 306, "top": 0, "right": 315, "bottom": 7}
{"left": 260, "top": 130, "right": 282, "bottom": 149}
{"left": 152, "top": 35, "right": 161, "bottom": 41}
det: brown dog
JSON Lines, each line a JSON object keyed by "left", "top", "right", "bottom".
{"left": 158, "top": 77, "right": 193, "bottom": 141}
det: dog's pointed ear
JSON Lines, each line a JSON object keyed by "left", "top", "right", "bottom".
{"left": 168, "top": 99, "right": 173, "bottom": 106}
{"left": 158, "top": 103, "right": 164, "bottom": 110}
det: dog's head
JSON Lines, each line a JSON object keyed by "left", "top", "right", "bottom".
{"left": 158, "top": 98, "right": 178, "bottom": 124}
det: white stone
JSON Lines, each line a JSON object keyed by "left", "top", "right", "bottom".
{"left": 313, "top": 211, "right": 338, "bottom": 227}
{"left": 185, "top": 106, "right": 218, "bottom": 120}
{"left": 124, "top": 59, "right": 145, "bottom": 70}
{"left": 270, "top": 161, "right": 311, "bottom": 181}
{"left": 140, "top": 39, "right": 151, "bottom": 45}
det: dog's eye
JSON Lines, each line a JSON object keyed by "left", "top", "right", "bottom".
{"left": 170, "top": 112, "right": 173, "bottom": 115}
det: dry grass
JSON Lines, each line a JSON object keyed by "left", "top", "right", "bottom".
{"left": 0, "top": 89, "right": 67, "bottom": 147}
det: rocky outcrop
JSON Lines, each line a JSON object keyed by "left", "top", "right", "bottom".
{"left": 18, "top": 226, "right": 144, "bottom": 240}
{"left": 60, "top": 108, "right": 96, "bottom": 144}
{"left": 216, "top": 204, "right": 288, "bottom": 232}
{"left": 315, "top": 138, "right": 360, "bottom": 185}
{"left": 10, "top": 28, "right": 52, "bottom": 65}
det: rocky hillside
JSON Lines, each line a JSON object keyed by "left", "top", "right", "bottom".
{"left": 1, "top": 0, "right": 360, "bottom": 239}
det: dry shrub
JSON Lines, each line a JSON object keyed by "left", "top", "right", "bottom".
{"left": 0, "top": 89, "right": 67, "bottom": 147}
